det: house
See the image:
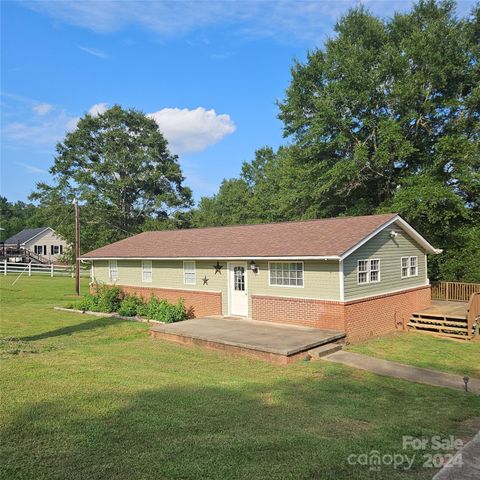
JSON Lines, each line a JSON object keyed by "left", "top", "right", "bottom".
{"left": 3, "top": 227, "right": 68, "bottom": 264}
{"left": 80, "top": 213, "right": 440, "bottom": 343}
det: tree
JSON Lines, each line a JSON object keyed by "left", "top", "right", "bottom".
{"left": 194, "top": 1, "right": 479, "bottom": 281}
{"left": 31, "top": 106, "right": 192, "bottom": 253}
{"left": 0, "top": 196, "right": 43, "bottom": 241}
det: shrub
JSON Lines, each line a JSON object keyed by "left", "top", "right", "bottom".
{"left": 117, "top": 294, "right": 144, "bottom": 317}
{"left": 146, "top": 297, "right": 187, "bottom": 323}
{"left": 96, "top": 286, "right": 123, "bottom": 313}
{"left": 136, "top": 299, "right": 149, "bottom": 317}
{"left": 77, "top": 294, "right": 100, "bottom": 312}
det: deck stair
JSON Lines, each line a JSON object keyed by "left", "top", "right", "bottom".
{"left": 408, "top": 296, "right": 479, "bottom": 340}
{"left": 408, "top": 313, "right": 470, "bottom": 339}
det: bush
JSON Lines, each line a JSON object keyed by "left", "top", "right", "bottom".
{"left": 117, "top": 294, "right": 144, "bottom": 317}
{"left": 96, "top": 286, "right": 123, "bottom": 313}
{"left": 136, "top": 300, "right": 149, "bottom": 317}
{"left": 146, "top": 297, "right": 187, "bottom": 323}
{"left": 77, "top": 294, "right": 100, "bottom": 312}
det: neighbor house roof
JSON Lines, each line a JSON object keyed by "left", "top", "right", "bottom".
{"left": 80, "top": 214, "right": 440, "bottom": 261}
{"left": 4, "top": 227, "right": 50, "bottom": 245}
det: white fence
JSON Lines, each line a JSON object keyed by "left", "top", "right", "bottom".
{"left": 2, "top": 261, "right": 91, "bottom": 278}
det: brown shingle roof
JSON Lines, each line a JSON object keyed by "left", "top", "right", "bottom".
{"left": 81, "top": 214, "right": 401, "bottom": 260}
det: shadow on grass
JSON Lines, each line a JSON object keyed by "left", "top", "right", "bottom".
{"left": 20, "top": 316, "right": 127, "bottom": 342}
{"left": 1, "top": 376, "right": 478, "bottom": 480}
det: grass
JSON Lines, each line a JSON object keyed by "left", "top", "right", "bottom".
{"left": 348, "top": 332, "right": 480, "bottom": 377}
{"left": 1, "top": 276, "right": 479, "bottom": 480}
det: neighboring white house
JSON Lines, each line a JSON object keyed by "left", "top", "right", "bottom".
{"left": 3, "top": 227, "right": 68, "bottom": 263}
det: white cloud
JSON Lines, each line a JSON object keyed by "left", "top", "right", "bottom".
{"left": 15, "top": 162, "right": 48, "bottom": 174}
{"left": 33, "top": 103, "right": 53, "bottom": 115}
{"left": 147, "top": 107, "right": 236, "bottom": 154}
{"left": 88, "top": 102, "right": 109, "bottom": 116}
{"left": 78, "top": 45, "right": 108, "bottom": 59}
{"left": 22, "top": 0, "right": 447, "bottom": 45}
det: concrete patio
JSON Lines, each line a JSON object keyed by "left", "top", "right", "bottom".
{"left": 149, "top": 316, "right": 346, "bottom": 364}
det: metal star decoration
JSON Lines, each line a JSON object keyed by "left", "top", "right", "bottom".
{"left": 213, "top": 261, "right": 223, "bottom": 274}
{"left": 202, "top": 276, "right": 209, "bottom": 285}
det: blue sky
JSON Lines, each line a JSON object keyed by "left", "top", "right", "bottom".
{"left": 1, "top": 0, "right": 476, "bottom": 204}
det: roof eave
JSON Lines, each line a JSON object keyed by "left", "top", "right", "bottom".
{"left": 79, "top": 255, "right": 342, "bottom": 261}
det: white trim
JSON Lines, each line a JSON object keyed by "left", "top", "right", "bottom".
{"left": 11, "top": 227, "right": 51, "bottom": 246}
{"left": 357, "top": 259, "right": 369, "bottom": 285}
{"left": 339, "top": 260, "right": 345, "bottom": 302}
{"left": 369, "top": 258, "right": 381, "bottom": 283}
{"left": 425, "top": 254, "right": 429, "bottom": 285}
{"left": 80, "top": 255, "right": 341, "bottom": 261}
{"left": 141, "top": 260, "right": 153, "bottom": 283}
{"left": 227, "top": 261, "right": 249, "bottom": 316}
{"left": 108, "top": 260, "right": 118, "bottom": 282}
{"left": 183, "top": 260, "right": 196, "bottom": 285}
{"left": 268, "top": 261, "right": 304, "bottom": 288}
{"left": 339, "top": 215, "right": 440, "bottom": 260}
{"left": 251, "top": 293, "right": 341, "bottom": 302}
{"left": 401, "top": 255, "right": 418, "bottom": 279}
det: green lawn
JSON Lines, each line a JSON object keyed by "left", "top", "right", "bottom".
{"left": 1, "top": 276, "right": 479, "bottom": 480}
{"left": 348, "top": 332, "right": 480, "bottom": 377}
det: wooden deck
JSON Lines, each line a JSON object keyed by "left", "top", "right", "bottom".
{"left": 409, "top": 300, "right": 472, "bottom": 339}
{"left": 416, "top": 300, "right": 468, "bottom": 319}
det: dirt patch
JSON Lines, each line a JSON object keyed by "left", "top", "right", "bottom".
{"left": 0, "top": 337, "right": 60, "bottom": 357}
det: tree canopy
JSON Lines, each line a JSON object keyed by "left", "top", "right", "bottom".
{"left": 194, "top": 0, "right": 480, "bottom": 281}
{"left": 31, "top": 106, "right": 192, "bottom": 254}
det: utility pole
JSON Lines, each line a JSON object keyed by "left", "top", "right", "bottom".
{"left": 73, "top": 198, "right": 80, "bottom": 296}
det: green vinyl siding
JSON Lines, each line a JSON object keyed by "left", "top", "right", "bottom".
{"left": 343, "top": 225, "right": 427, "bottom": 301}
{"left": 92, "top": 259, "right": 341, "bottom": 317}
{"left": 93, "top": 260, "right": 230, "bottom": 315}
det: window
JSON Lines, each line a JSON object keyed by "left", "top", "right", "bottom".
{"left": 357, "top": 260, "right": 368, "bottom": 284}
{"left": 410, "top": 256, "right": 418, "bottom": 277}
{"left": 369, "top": 259, "right": 380, "bottom": 283}
{"left": 358, "top": 259, "right": 381, "bottom": 284}
{"left": 401, "top": 256, "right": 418, "bottom": 278}
{"left": 401, "top": 257, "right": 409, "bottom": 278}
{"left": 34, "top": 245, "right": 42, "bottom": 254}
{"left": 51, "top": 245, "right": 60, "bottom": 254}
{"left": 109, "top": 260, "right": 118, "bottom": 282}
{"left": 183, "top": 261, "right": 196, "bottom": 285}
{"left": 269, "top": 262, "right": 304, "bottom": 287}
{"left": 234, "top": 266, "right": 245, "bottom": 291}
{"left": 142, "top": 260, "right": 152, "bottom": 283}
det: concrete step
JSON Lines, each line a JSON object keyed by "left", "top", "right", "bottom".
{"left": 306, "top": 342, "right": 343, "bottom": 360}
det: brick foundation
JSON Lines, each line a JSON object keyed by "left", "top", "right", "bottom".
{"left": 252, "top": 285, "right": 431, "bottom": 343}
{"left": 251, "top": 295, "right": 346, "bottom": 331}
{"left": 343, "top": 285, "right": 431, "bottom": 343}
{"left": 102, "top": 285, "right": 222, "bottom": 318}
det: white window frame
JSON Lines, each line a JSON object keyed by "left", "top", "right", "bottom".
{"left": 268, "top": 261, "right": 304, "bottom": 288}
{"left": 142, "top": 260, "right": 152, "bottom": 283}
{"left": 357, "top": 259, "right": 369, "bottom": 285}
{"left": 369, "top": 258, "right": 381, "bottom": 283}
{"left": 183, "top": 261, "right": 196, "bottom": 285}
{"left": 401, "top": 257, "right": 409, "bottom": 278}
{"left": 401, "top": 256, "right": 418, "bottom": 278}
{"left": 108, "top": 260, "right": 118, "bottom": 282}
{"left": 409, "top": 256, "right": 418, "bottom": 277}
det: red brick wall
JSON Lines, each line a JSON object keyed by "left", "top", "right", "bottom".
{"left": 251, "top": 285, "right": 431, "bottom": 343}
{"left": 344, "top": 285, "right": 431, "bottom": 343}
{"left": 115, "top": 285, "right": 222, "bottom": 318}
{"left": 251, "top": 295, "right": 346, "bottom": 331}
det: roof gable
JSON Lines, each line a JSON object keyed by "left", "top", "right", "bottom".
{"left": 79, "top": 213, "right": 440, "bottom": 260}
{"left": 4, "top": 227, "right": 51, "bottom": 245}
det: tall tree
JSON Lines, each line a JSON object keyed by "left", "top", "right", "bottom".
{"left": 31, "top": 106, "right": 192, "bottom": 253}
{"left": 195, "top": 0, "right": 479, "bottom": 281}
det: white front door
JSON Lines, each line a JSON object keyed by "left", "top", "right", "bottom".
{"left": 228, "top": 262, "right": 248, "bottom": 316}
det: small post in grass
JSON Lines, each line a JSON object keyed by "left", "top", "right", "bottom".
{"left": 463, "top": 376, "right": 469, "bottom": 393}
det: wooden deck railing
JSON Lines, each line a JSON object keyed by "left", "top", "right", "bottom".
{"left": 467, "top": 292, "right": 480, "bottom": 338}
{"left": 431, "top": 282, "right": 480, "bottom": 302}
